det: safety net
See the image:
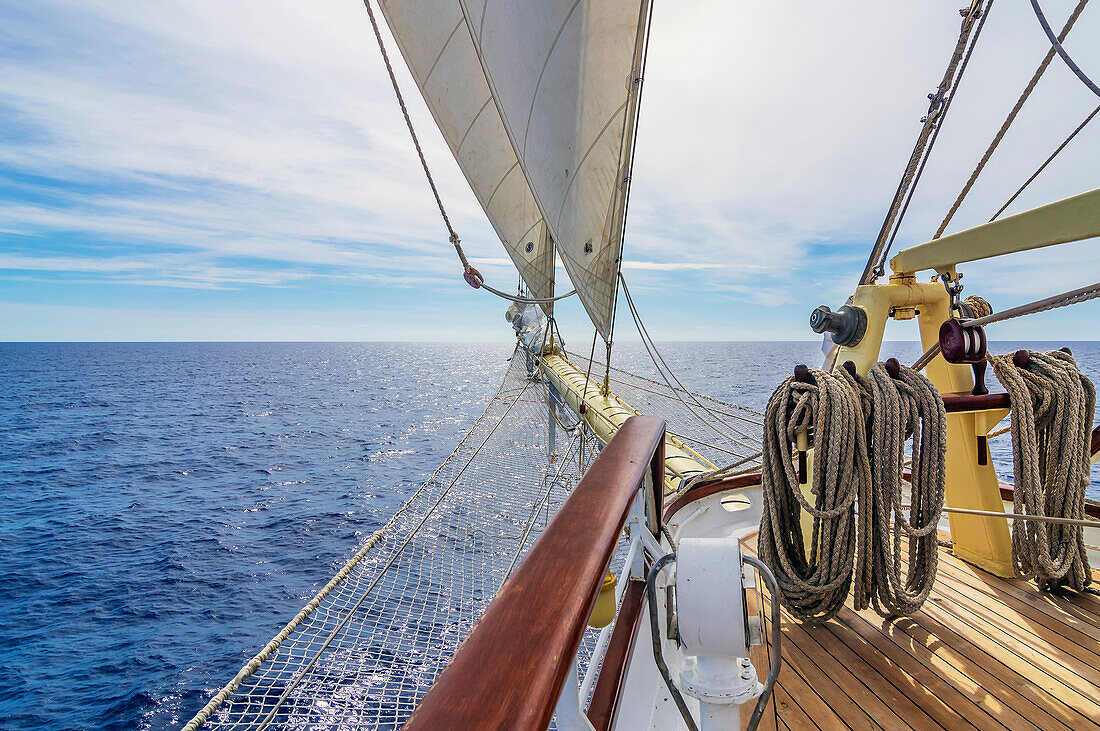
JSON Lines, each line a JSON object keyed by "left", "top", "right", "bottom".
{"left": 185, "top": 348, "right": 764, "bottom": 730}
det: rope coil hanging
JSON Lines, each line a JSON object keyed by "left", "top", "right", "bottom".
{"left": 855, "top": 360, "right": 947, "bottom": 617}
{"left": 758, "top": 367, "right": 863, "bottom": 623}
{"left": 760, "top": 359, "right": 947, "bottom": 622}
{"left": 989, "top": 349, "right": 1095, "bottom": 591}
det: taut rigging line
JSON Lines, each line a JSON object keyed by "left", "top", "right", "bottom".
{"left": 911, "top": 281, "right": 1100, "bottom": 371}
{"left": 935, "top": 0, "right": 1090, "bottom": 240}
{"left": 361, "top": 0, "right": 574, "bottom": 307}
{"left": 861, "top": 0, "right": 992, "bottom": 285}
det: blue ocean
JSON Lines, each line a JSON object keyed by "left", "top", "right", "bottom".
{"left": 1, "top": 341, "right": 1097, "bottom": 730}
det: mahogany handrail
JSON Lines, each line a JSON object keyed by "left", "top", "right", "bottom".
{"left": 403, "top": 415, "right": 666, "bottom": 730}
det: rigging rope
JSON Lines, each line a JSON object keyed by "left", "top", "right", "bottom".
{"left": 618, "top": 273, "right": 764, "bottom": 455}
{"left": 1030, "top": 0, "right": 1100, "bottom": 98}
{"left": 250, "top": 376, "right": 536, "bottom": 730}
{"left": 989, "top": 103, "right": 1100, "bottom": 221}
{"left": 862, "top": 0, "right": 992, "bottom": 284}
{"left": 935, "top": 0, "right": 1090, "bottom": 240}
{"left": 912, "top": 282, "right": 1100, "bottom": 371}
{"left": 603, "top": 0, "right": 656, "bottom": 366}
{"left": 360, "top": 0, "right": 573, "bottom": 307}
{"left": 989, "top": 350, "right": 1095, "bottom": 591}
{"left": 757, "top": 368, "right": 861, "bottom": 623}
{"left": 855, "top": 362, "right": 946, "bottom": 618}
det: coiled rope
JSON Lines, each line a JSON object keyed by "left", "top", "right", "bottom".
{"left": 758, "top": 368, "right": 862, "bottom": 623}
{"left": 760, "top": 361, "right": 946, "bottom": 622}
{"left": 988, "top": 350, "right": 1095, "bottom": 591}
{"left": 962, "top": 294, "right": 992, "bottom": 319}
{"left": 856, "top": 362, "right": 947, "bottom": 617}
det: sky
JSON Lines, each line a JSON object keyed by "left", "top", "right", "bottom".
{"left": 0, "top": 0, "right": 1098, "bottom": 342}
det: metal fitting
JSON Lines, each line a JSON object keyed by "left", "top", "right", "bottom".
{"left": 809, "top": 304, "right": 867, "bottom": 347}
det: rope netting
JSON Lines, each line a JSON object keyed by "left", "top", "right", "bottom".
{"left": 563, "top": 350, "right": 765, "bottom": 469}
{"left": 188, "top": 352, "right": 598, "bottom": 730}
{"left": 188, "top": 348, "right": 757, "bottom": 730}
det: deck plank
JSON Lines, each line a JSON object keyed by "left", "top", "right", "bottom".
{"left": 739, "top": 533, "right": 1100, "bottom": 730}
{"left": 874, "top": 612, "right": 1072, "bottom": 731}
{"left": 833, "top": 608, "right": 1027, "bottom": 731}
{"left": 935, "top": 556, "right": 1100, "bottom": 638}
{"left": 925, "top": 566, "right": 1100, "bottom": 681}
{"left": 819, "top": 617, "right": 970, "bottom": 730}
{"left": 774, "top": 596, "right": 921, "bottom": 730}
{"left": 920, "top": 597, "right": 1100, "bottom": 717}
{"left": 898, "top": 601, "right": 1092, "bottom": 729}
{"left": 771, "top": 683, "right": 821, "bottom": 731}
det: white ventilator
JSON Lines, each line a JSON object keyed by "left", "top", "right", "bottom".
{"left": 676, "top": 537, "right": 765, "bottom": 729}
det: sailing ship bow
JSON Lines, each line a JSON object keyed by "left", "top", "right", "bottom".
{"left": 379, "top": 0, "right": 651, "bottom": 335}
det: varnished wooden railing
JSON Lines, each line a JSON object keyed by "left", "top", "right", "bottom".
{"left": 403, "top": 416, "right": 666, "bottom": 731}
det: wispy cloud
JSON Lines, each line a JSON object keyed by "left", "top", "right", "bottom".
{"left": 0, "top": 0, "right": 1097, "bottom": 340}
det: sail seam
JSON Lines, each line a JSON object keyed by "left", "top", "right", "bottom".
{"left": 423, "top": 18, "right": 465, "bottom": 86}
{"left": 477, "top": 0, "right": 489, "bottom": 43}
{"left": 515, "top": 219, "right": 543, "bottom": 251}
{"left": 521, "top": 0, "right": 584, "bottom": 157}
{"left": 457, "top": 95, "right": 494, "bottom": 152}
{"left": 555, "top": 100, "right": 629, "bottom": 223}
{"left": 457, "top": 0, "right": 563, "bottom": 250}
{"left": 485, "top": 160, "right": 521, "bottom": 208}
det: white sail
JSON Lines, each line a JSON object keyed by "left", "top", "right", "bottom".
{"left": 378, "top": 0, "right": 555, "bottom": 308}
{"left": 381, "top": 0, "right": 650, "bottom": 337}
{"left": 462, "top": 0, "right": 648, "bottom": 338}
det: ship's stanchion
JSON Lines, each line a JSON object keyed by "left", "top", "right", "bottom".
{"left": 646, "top": 544, "right": 782, "bottom": 731}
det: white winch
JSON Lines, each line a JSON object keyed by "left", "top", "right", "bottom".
{"left": 648, "top": 536, "right": 781, "bottom": 731}
{"left": 676, "top": 537, "right": 764, "bottom": 727}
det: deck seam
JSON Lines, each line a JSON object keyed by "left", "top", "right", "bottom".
{"left": 918, "top": 597, "right": 1100, "bottom": 721}
{"left": 888, "top": 612, "right": 1077, "bottom": 731}
{"left": 926, "top": 567, "right": 1100, "bottom": 682}
{"left": 833, "top": 608, "right": 1019, "bottom": 731}
{"left": 925, "top": 588, "right": 1100, "bottom": 703}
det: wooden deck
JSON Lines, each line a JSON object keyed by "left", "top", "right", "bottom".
{"left": 741, "top": 534, "right": 1100, "bottom": 731}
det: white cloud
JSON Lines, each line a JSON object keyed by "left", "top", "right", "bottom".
{"left": 0, "top": 0, "right": 1097, "bottom": 339}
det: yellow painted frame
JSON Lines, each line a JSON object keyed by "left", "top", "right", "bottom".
{"left": 833, "top": 275, "right": 1015, "bottom": 576}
